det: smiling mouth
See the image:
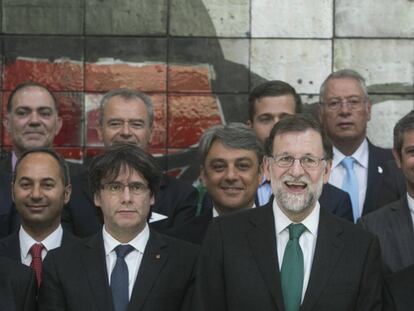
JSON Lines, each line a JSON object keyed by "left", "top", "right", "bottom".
{"left": 337, "top": 122, "right": 354, "bottom": 128}
{"left": 284, "top": 181, "right": 307, "bottom": 193}
{"left": 27, "top": 205, "right": 47, "bottom": 212}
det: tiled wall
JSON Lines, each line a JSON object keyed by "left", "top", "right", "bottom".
{"left": 1, "top": 0, "right": 413, "bottom": 182}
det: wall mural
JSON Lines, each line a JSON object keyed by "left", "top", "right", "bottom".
{"left": 1, "top": 0, "right": 413, "bottom": 182}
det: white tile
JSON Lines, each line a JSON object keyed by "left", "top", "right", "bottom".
{"left": 336, "top": 0, "right": 414, "bottom": 37}
{"left": 334, "top": 39, "right": 414, "bottom": 93}
{"left": 252, "top": 0, "right": 333, "bottom": 38}
{"left": 251, "top": 39, "right": 332, "bottom": 93}
{"left": 368, "top": 99, "right": 414, "bottom": 148}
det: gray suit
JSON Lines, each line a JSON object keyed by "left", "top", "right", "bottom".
{"left": 359, "top": 195, "right": 414, "bottom": 274}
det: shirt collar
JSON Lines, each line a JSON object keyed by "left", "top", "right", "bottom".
{"left": 103, "top": 223, "right": 150, "bottom": 256}
{"left": 273, "top": 198, "right": 320, "bottom": 236}
{"left": 19, "top": 225, "right": 63, "bottom": 259}
{"left": 406, "top": 193, "right": 414, "bottom": 214}
{"left": 332, "top": 138, "right": 369, "bottom": 169}
{"left": 260, "top": 175, "right": 270, "bottom": 186}
{"left": 11, "top": 152, "right": 18, "bottom": 172}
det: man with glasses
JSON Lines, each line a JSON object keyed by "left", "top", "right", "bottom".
{"left": 193, "top": 115, "right": 382, "bottom": 311}
{"left": 39, "top": 144, "right": 198, "bottom": 311}
{"left": 319, "top": 69, "right": 403, "bottom": 221}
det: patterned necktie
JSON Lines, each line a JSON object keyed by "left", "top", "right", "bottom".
{"left": 281, "top": 223, "right": 306, "bottom": 311}
{"left": 341, "top": 157, "right": 359, "bottom": 222}
{"left": 111, "top": 244, "right": 134, "bottom": 311}
{"left": 29, "top": 243, "right": 44, "bottom": 287}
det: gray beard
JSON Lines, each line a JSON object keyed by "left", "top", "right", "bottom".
{"left": 274, "top": 176, "right": 324, "bottom": 213}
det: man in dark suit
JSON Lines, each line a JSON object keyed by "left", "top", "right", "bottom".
{"left": 0, "top": 81, "right": 95, "bottom": 238}
{"left": 0, "top": 256, "right": 37, "bottom": 311}
{"left": 247, "top": 80, "right": 353, "bottom": 221}
{"left": 319, "top": 69, "right": 402, "bottom": 221}
{"left": 360, "top": 111, "right": 414, "bottom": 274}
{"left": 62, "top": 88, "right": 197, "bottom": 237}
{"left": 170, "top": 123, "right": 264, "bottom": 244}
{"left": 193, "top": 115, "right": 382, "bottom": 311}
{"left": 39, "top": 144, "right": 198, "bottom": 311}
{"left": 0, "top": 149, "right": 79, "bottom": 288}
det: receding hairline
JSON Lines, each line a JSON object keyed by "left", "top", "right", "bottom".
{"left": 101, "top": 94, "right": 152, "bottom": 124}
{"left": 9, "top": 84, "right": 58, "bottom": 112}
{"left": 204, "top": 138, "right": 261, "bottom": 163}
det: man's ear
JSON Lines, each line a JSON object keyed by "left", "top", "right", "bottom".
{"left": 94, "top": 192, "right": 102, "bottom": 207}
{"left": 263, "top": 156, "right": 271, "bottom": 181}
{"left": 322, "top": 159, "right": 332, "bottom": 184}
{"left": 63, "top": 185, "right": 72, "bottom": 205}
{"left": 3, "top": 115, "right": 11, "bottom": 133}
{"left": 392, "top": 149, "right": 402, "bottom": 169}
{"left": 199, "top": 166, "right": 206, "bottom": 185}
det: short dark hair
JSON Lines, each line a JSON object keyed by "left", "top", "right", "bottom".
{"left": 99, "top": 88, "right": 154, "bottom": 127}
{"left": 13, "top": 148, "right": 70, "bottom": 186}
{"left": 198, "top": 123, "right": 264, "bottom": 166}
{"left": 393, "top": 110, "right": 414, "bottom": 158}
{"left": 265, "top": 114, "right": 333, "bottom": 160}
{"left": 89, "top": 144, "right": 162, "bottom": 196}
{"left": 7, "top": 81, "right": 58, "bottom": 113}
{"left": 248, "top": 80, "right": 303, "bottom": 121}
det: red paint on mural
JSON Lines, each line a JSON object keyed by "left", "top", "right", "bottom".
{"left": 4, "top": 58, "right": 83, "bottom": 91}
{"left": 168, "top": 95, "right": 222, "bottom": 148}
{"left": 85, "top": 62, "right": 166, "bottom": 92}
{"left": 168, "top": 65, "right": 212, "bottom": 92}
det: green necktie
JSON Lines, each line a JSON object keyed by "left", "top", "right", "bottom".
{"left": 281, "top": 223, "right": 306, "bottom": 311}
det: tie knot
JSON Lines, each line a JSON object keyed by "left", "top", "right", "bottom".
{"left": 29, "top": 243, "right": 44, "bottom": 258}
{"left": 288, "top": 223, "right": 306, "bottom": 240}
{"left": 114, "top": 244, "right": 134, "bottom": 259}
{"left": 341, "top": 157, "right": 355, "bottom": 170}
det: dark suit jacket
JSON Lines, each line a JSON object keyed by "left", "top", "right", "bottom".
{"left": 383, "top": 263, "right": 414, "bottom": 311}
{"left": 0, "top": 256, "right": 37, "bottom": 311}
{"left": 363, "top": 142, "right": 401, "bottom": 215}
{"left": 170, "top": 183, "right": 353, "bottom": 245}
{"left": 62, "top": 173, "right": 198, "bottom": 237}
{"left": 359, "top": 196, "right": 414, "bottom": 274}
{"left": 193, "top": 200, "right": 383, "bottom": 311}
{"left": 0, "top": 153, "right": 96, "bottom": 238}
{"left": 0, "top": 229, "right": 80, "bottom": 262}
{"left": 38, "top": 230, "right": 199, "bottom": 311}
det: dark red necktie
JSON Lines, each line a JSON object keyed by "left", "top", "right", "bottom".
{"left": 30, "top": 243, "right": 44, "bottom": 287}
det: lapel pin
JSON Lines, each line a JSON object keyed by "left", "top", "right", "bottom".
{"left": 378, "top": 166, "right": 383, "bottom": 174}
{"left": 155, "top": 254, "right": 161, "bottom": 259}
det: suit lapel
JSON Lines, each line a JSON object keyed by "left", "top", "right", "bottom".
{"left": 81, "top": 234, "right": 114, "bottom": 311}
{"left": 247, "top": 202, "right": 284, "bottom": 311}
{"left": 301, "top": 209, "right": 344, "bottom": 311}
{"left": 0, "top": 231, "right": 21, "bottom": 261}
{"left": 391, "top": 197, "right": 414, "bottom": 266}
{"left": 127, "top": 230, "right": 168, "bottom": 311}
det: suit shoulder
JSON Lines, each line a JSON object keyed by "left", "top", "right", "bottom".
{"left": 368, "top": 142, "right": 393, "bottom": 160}
{"left": 361, "top": 199, "right": 402, "bottom": 223}
{"left": 157, "top": 232, "right": 199, "bottom": 254}
{"left": 161, "top": 174, "right": 195, "bottom": 191}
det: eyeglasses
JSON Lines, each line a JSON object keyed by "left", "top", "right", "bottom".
{"left": 323, "top": 97, "right": 366, "bottom": 111}
{"left": 101, "top": 182, "right": 149, "bottom": 195}
{"left": 269, "top": 154, "right": 326, "bottom": 169}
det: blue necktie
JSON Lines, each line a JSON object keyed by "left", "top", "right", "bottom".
{"left": 111, "top": 244, "right": 134, "bottom": 311}
{"left": 341, "top": 157, "right": 359, "bottom": 222}
{"left": 281, "top": 223, "right": 306, "bottom": 311}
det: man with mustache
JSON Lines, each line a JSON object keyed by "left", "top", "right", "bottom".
{"left": 193, "top": 114, "right": 382, "bottom": 311}
{"left": 319, "top": 69, "right": 403, "bottom": 221}
{"left": 0, "top": 82, "right": 94, "bottom": 238}
{"left": 170, "top": 123, "right": 264, "bottom": 244}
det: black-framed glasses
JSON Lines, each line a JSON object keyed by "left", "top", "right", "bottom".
{"left": 269, "top": 154, "right": 326, "bottom": 169}
{"left": 322, "top": 97, "right": 366, "bottom": 111}
{"left": 101, "top": 181, "right": 149, "bottom": 195}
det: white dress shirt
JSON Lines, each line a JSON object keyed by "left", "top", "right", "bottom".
{"left": 257, "top": 175, "right": 272, "bottom": 206}
{"left": 19, "top": 225, "right": 63, "bottom": 266}
{"left": 103, "top": 224, "right": 149, "bottom": 299}
{"left": 406, "top": 193, "right": 414, "bottom": 231}
{"left": 273, "top": 200, "right": 320, "bottom": 302}
{"left": 329, "top": 139, "right": 369, "bottom": 217}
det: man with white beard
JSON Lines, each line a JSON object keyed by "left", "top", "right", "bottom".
{"left": 193, "top": 114, "right": 383, "bottom": 311}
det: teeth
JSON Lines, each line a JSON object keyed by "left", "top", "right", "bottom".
{"left": 285, "top": 182, "right": 306, "bottom": 186}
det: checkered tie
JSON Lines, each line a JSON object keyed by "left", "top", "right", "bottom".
{"left": 30, "top": 243, "right": 44, "bottom": 287}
